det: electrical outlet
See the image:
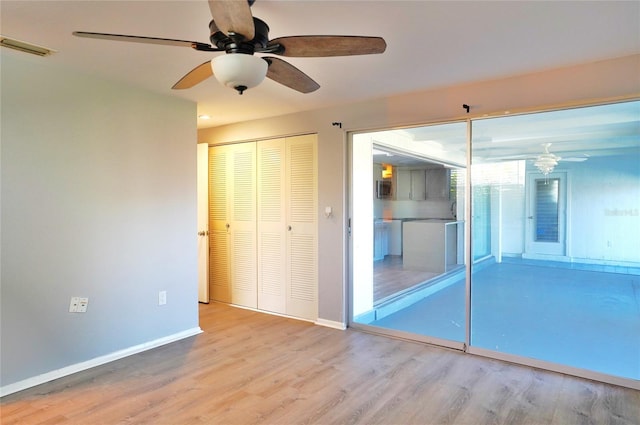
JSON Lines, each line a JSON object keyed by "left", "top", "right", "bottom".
{"left": 77, "top": 297, "right": 89, "bottom": 313}
{"left": 69, "top": 297, "right": 88, "bottom": 313}
{"left": 159, "top": 290, "right": 167, "bottom": 306}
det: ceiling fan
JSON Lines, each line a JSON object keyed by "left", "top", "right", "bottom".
{"left": 485, "top": 142, "right": 589, "bottom": 171}
{"left": 73, "top": 0, "right": 387, "bottom": 94}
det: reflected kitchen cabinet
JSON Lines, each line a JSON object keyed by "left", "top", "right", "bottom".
{"left": 394, "top": 168, "right": 411, "bottom": 200}
{"left": 426, "top": 168, "right": 451, "bottom": 199}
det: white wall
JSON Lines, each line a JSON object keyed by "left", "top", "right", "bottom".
{"left": 499, "top": 156, "right": 640, "bottom": 264}
{"left": 564, "top": 156, "right": 640, "bottom": 263}
{"left": 1, "top": 52, "right": 199, "bottom": 390}
{"left": 199, "top": 54, "right": 640, "bottom": 324}
{"left": 352, "top": 135, "right": 374, "bottom": 316}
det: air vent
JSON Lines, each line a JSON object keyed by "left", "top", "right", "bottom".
{"left": 1, "top": 36, "right": 55, "bottom": 56}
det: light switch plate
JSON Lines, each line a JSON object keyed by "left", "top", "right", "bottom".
{"left": 69, "top": 297, "right": 79, "bottom": 313}
{"left": 159, "top": 290, "right": 167, "bottom": 306}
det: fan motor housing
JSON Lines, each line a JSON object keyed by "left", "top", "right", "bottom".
{"left": 209, "top": 17, "right": 269, "bottom": 54}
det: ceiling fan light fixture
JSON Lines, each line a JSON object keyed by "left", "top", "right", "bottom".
{"left": 534, "top": 143, "right": 560, "bottom": 175}
{"left": 211, "top": 53, "right": 267, "bottom": 94}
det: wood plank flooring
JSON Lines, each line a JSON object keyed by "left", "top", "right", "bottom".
{"left": 2, "top": 302, "right": 639, "bottom": 425}
{"left": 374, "top": 256, "right": 438, "bottom": 303}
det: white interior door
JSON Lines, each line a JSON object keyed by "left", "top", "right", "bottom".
{"left": 525, "top": 171, "right": 567, "bottom": 258}
{"left": 209, "top": 146, "right": 231, "bottom": 303}
{"left": 197, "top": 143, "right": 209, "bottom": 303}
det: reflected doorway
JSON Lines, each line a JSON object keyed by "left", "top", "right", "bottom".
{"left": 525, "top": 172, "right": 567, "bottom": 258}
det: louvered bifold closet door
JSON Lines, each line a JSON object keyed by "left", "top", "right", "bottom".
{"left": 285, "top": 134, "right": 318, "bottom": 320}
{"left": 209, "top": 146, "right": 231, "bottom": 303}
{"left": 229, "top": 143, "right": 258, "bottom": 308}
{"left": 257, "top": 139, "right": 287, "bottom": 314}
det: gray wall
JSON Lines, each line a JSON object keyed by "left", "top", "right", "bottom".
{"left": 1, "top": 53, "right": 199, "bottom": 388}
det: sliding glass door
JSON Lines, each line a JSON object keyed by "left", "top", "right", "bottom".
{"left": 350, "top": 100, "right": 640, "bottom": 388}
{"left": 349, "top": 122, "right": 468, "bottom": 348}
{"left": 469, "top": 101, "right": 640, "bottom": 382}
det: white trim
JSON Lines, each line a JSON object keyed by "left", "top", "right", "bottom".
{"left": 350, "top": 322, "right": 465, "bottom": 352}
{"left": 467, "top": 346, "right": 640, "bottom": 391}
{"left": 228, "top": 302, "right": 318, "bottom": 324}
{"left": 0, "top": 327, "right": 203, "bottom": 397}
{"left": 228, "top": 301, "right": 346, "bottom": 330}
{"left": 522, "top": 253, "right": 571, "bottom": 262}
{"left": 315, "top": 318, "right": 346, "bottom": 330}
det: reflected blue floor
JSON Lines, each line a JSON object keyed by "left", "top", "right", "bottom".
{"left": 367, "top": 260, "right": 640, "bottom": 380}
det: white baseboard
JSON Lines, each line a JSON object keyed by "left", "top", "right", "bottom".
{"left": 0, "top": 327, "right": 203, "bottom": 397}
{"left": 315, "top": 318, "right": 346, "bottom": 330}
{"left": 227, "top": 303, "right": 345, "bottom": 329}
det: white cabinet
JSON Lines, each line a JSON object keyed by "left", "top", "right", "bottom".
{"left": 403, "top": 220, "right": 461, "bottom": 273}
{"left": 374, "top": 219, "right": 402, "bottom": 258}
{"left": 410, "top": 169, "right": 426, "bottom": 200}
{"left": 396, "top": 167, "right": 450, "bottom": 200}
{"left": 426, "top": 168, "right": 450, "bottom": 199}
{"left": 210, "top": 135, "right": 318, "bottom": 321}
{"left": 395, "top": 168, "right": 411, "bottom": 200}
{"left": 388, "top": 219, "right": 403, "bottom": 255}
{"left": 396, "top": 168, "right": 426, "bottom": 200}
{"left": 209, "top": 143, "right": 257, "bottom": 308}
{"left": 374, "top": 221, "right": 389, "bottom": 261}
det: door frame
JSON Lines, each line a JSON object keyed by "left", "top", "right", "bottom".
{"left": 523, "top": 171, "right": 570, "bottom": 261}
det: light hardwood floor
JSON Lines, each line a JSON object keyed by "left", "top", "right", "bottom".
{"left": 2, "top": 303, "right": 638, "bottom": 424}
{"left": 374, "top": 256, "right": 438, "bottom": 303}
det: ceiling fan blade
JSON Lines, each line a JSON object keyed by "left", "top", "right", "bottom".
{"left": 73, "top": 31, "right": 214, "bottom": 50}
{"left": 208, "top": 0, "right": 255, "bottom": 40}
{"left": 267, "top": 36, "right": 386, "bottom": 57}
{"left": 264, "top": 57, "right": 320, "bottom": 94}
{"left": 172, "top": 61, "right": 214, "bottom": 90}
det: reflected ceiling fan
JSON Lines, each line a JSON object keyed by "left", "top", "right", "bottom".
{"left": 491, "top": 142, "right": 589, "bottom": 174}
{"left": 73, "top": 0, "right": 386, "bottom": 94}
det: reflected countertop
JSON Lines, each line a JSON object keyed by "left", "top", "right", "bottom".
{"left": 375, "top": 217, "right": 463, "bottom": 224}
{"left": 404, "top": 219, "right": 465, "bottom": 225}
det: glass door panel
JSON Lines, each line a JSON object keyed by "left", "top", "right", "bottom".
{"left": 349, "top": 121, "right": 467, "bottom": 347}
{"left": 470, "top": 101, "right": 640, "bottom": 381}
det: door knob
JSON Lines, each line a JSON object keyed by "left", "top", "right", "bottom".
{"left": 197, "top": 231, "right": 206, "bottom": 236}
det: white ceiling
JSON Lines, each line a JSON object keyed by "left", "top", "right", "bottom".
{"left": 2, "top": 1, "right": 639, "bottom": 128}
